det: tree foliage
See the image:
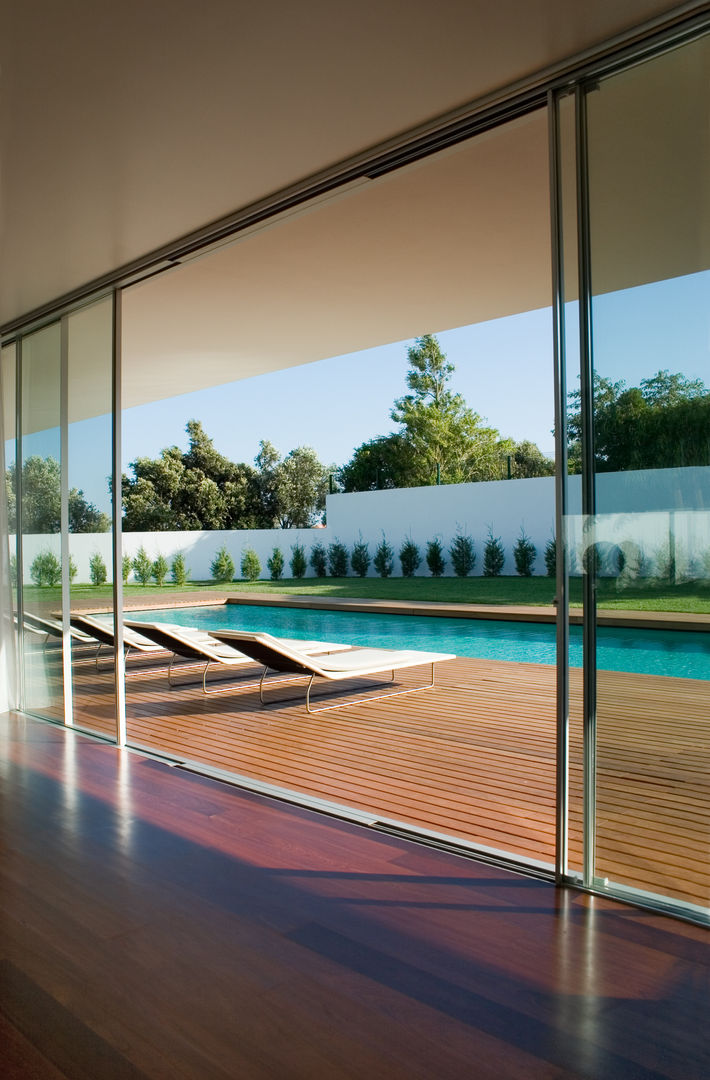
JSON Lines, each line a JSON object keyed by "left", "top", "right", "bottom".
{"left": 327, "top": 540, "right": 349, "bottom": 577}
{"left": 267, "top": 548, "right": 284, "bottom": 580}
{"left": 350, "top": 537, "right": 371, "bottom": 578}
{"left": 567, "top": 370, "right": 709, "bottom": 472}
{"left": 122, "top": 421, "right": 264, "bottom": 531}
{"left": 338, "top": 335, "right": 548, "bottom": 491}
{"left": 240, "top": 548, "right": 261, "bottom": 582}
{"left": 121, "top": 424, "right": 331, "bottom": 531}
{"left": 210, "top": 545, "right": 235, "bottom": 583}
{"left": 170, "top": 553, "right": 189, "bottom": 586}
{"left": 509, "top": 441, "right": 554, "bottom": 479}
{"left": 152, "top": 553, "right": 169, "bottom": 586}
{"left": 131, "top": 546, "right": 153, "bottom": 586}
{"left": 544, "top": 536, "right": 556, "bottom": 578}
{"left": 89, "top": 551, "right": 107, "bottom": 586}
{"left": 513, "top": 528, "right": 536, "bottom": 576}
{"left": 399, "top": 538, "right": 421, "bottom": 577}
{"left": 483, "top": 530, "right": 505, "bottom": 577}
{"left": 30, "top": 550, "right": 62, "bottom": 586}
{"left": 5, "top": 456, "right": 110, "bottom": 534}
{"left": 289, "top": 543, "right": 307, "bottom": 579}
{"left": 449, "top": 532, "right": 476, "bottom": 577}
{"left": 338, "top": 434, "right": 414, "bottom": 492}
{"left": 373, "top": 536, "right": 394, "bottom": 578}
{"left": 309, "top": 543, "right": 327, "bottom": 577}
{"left": 425, "top": 538, "right": 446, "bottom": 577}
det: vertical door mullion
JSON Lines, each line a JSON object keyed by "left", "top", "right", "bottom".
{"left": 111, "top": 289, "right": 126, "bottom": 745}
{"left": 575, "top": 84, "right": 597, "bottom": 890}
{"left": 548, "top": 89, "right": 570, "bottom": 880}
{"left": 15, "top": 337, "right": 25, "bottom": 709}
{"left": 59, "top": 316, "right": 73, "bottom": 726}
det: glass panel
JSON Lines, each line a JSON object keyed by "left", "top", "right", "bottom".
{"left": 67, "top": 298, "right": 117, "bottom": 739}
{"left": 586, "top": 35, "right": 710, "bottom": 917}
{"left": 19, "top": 323, "right": 65, "bottom": 721}
{"left": 120, "top": 107, "right": 557, "bottom": 872}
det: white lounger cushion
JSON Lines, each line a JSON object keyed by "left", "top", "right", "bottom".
{"left": 209, "top": 630, "right": 455, "bottom": 678}
{"left": 124, "top": 621, "right": 351, "bottom": 665}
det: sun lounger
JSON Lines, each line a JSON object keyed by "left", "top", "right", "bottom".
{"left": 69, "top": 613, "right": 166, "bottom": 668}
{"left": 123, "top": 620, "right": 353, "bottom": 695}
{"left": 207, "top": 629, "right": 456, "bottom": 712}
{"left": 23, "top": 611, "right": 95, "bottom": 644}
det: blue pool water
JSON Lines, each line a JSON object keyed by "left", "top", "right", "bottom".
{"left": 126, "top": 603, "right": 710, "bottom": 681}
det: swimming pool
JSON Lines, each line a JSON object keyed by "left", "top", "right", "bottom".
{"left": 126, "top": 603, "right": 710, "bottom": 681}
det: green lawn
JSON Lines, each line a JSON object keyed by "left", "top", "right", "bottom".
{"left": 21, "top": 575, "right": 710, "bottom": 614}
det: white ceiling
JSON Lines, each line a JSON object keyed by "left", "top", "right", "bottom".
{"left": 121, "top": 111, "right": 552, "bottom": 408}
{"left": 0, "top": 0, "right": 688, "bottom": 327}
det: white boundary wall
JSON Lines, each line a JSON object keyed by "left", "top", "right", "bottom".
{"left": 15, "top": 466, "right": 710, "bottom": 582}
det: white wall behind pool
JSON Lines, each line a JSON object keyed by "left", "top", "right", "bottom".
{"left": 13, "top": 466, "right": 710, "bottom": 582}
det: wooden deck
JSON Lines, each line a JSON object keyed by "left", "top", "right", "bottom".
{"left": 29, "top": 641, "right": 710, "bottom": 910}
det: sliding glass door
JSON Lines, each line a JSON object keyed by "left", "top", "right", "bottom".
{"left": 19, "top": 322, "right": 65, "bottom": 721}
{"left": 10, "top": 297, "right": 119, "bottom": 737}
{"left": 558, "top": 30, "right": 710, "bottom": 919}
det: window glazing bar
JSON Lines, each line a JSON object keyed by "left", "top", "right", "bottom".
{"left": 112, "top": 290, "right": 126, "bottom": 745}
{"left": 548, "top": 89, "right": 570, "bottom": 880}
{"left": 575, "top": 84, "right": 597, "bottom": 890}
{"left": 15, "top": 337, "right": 24, "bottom": 708}
{"left": 60, "top": 317, "right": 73, "bottom": 726}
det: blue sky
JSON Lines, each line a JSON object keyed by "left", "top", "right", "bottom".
{"left": 6, "top": 271, "right": 710, "bottom": 514}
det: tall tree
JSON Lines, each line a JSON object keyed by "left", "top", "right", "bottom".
{"left": 122, "top": 421, "right": 264, "bottom": 530}
{"left": 121, "top": 422, "right": 331, "bottom": 530}
{"left": 274, "top": 446, "right": 331, "bottom": 528}
{"left": 340, "top": 334, "right": 529, "bottom": 489}
{"left": 567, "top": 369, "right": 710, "bottom": 472}
{"left": 5, "top": 456, "right": 110, "bottom": 533}
{"left": 338, "top": 433, "right": 414, "bottom": 492}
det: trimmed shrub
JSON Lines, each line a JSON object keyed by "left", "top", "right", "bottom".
{"left": 310, "top": 543, "right": 327, "bottom": 578}
{"left": 30, "top": 550, "right": 61, "bottom": 587}
{"left": 544, "top": 536, "right": 556, "bottom": 577}
{"left": 267, "top": 547, "right": 284, "bottom": 580}
{"left": 582, "top": 542, "right": 603, "bottom": 577}
{"left": 122, "top": 553, "right": 131, "bottom": 584}
{"left": 449, "top": 532, "right": 475, "bottom": 577}
{"left": 69, "top": 556, "right": 78, "bottom": 584}
{"left": 170, "top": 553, "right": 189, "bottom": 586}
{"left": 210, "top": 545, "right": 235, "bottom": 584}
{"left": 513, "top": 528, "right": 537, "bottom": 577}
{"left": 373, "top": 535, "right": 394, "bottom": 578}
{"left": 290, "top": 542, "right": 307, "bottom": 579}
{"left": 132, "top": 546, "right": 153, "bottom": 585}
{"left": 152, "top": 553, "right": 169, "bottom": 586}
{"left": 240, "top": 548, "right": 261, "bottom": 582}
{"left": 426, "top": 538, "right": 446, "bottom": 577}
{"left": 89, "top": 551, "right": 107, "bottom": 586}
{"left": 10, "top": 554, "right": 17, "bottom": 587}
{"left": 653, "top": 542, "right": 676, "bottom": 582}
{"left": 399, "top": 538, "right": 421, "bottom": 578}
{"left": 327, "top": 539, "right": 349, "bottom": 577}
{"left": 483, "top": 530, "right": 505, "bottom": 577}
{"left": 350, "top": 536, "right": 370, "bottom": 578}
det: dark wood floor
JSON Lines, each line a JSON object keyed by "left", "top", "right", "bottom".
{"left": 41, "top": 640, "right": 710, "bottom": 909}
{"left": 1, "top": 713, "right": 709, "bottom": 1079}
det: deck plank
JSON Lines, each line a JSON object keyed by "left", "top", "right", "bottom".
{"left": 30, "top": 645, "right": 710, "bottom": 909}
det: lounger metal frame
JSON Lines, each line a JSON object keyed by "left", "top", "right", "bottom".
{"left": 257, "top": 661, "right": 440, "bottom": 713}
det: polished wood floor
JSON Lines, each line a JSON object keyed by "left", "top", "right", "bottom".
{"left": 27, "top": 638, "right": 710, "bottom": 910}
{"left": 1, "top": 713, "right": 709, "bottom": 1079}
